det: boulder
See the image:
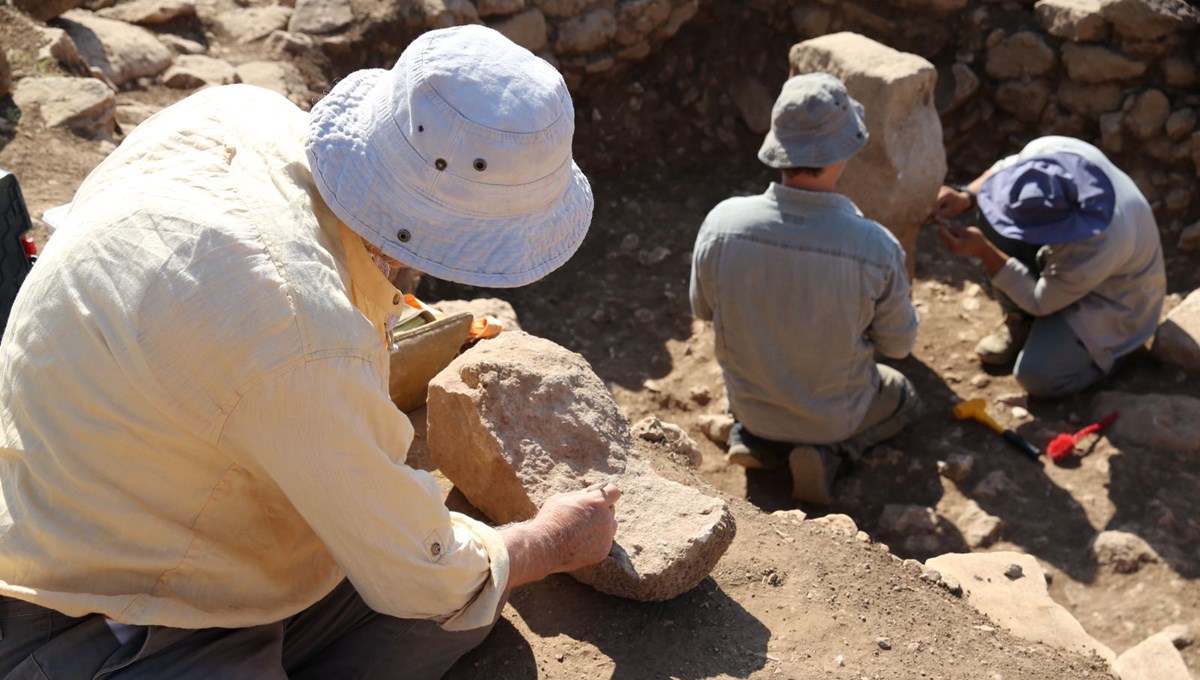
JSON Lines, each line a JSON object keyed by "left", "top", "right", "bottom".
{"left": 1056, "top": 81, "right": 1122, "bottom": 117}
{"left": 1034, "top": 0, "right": 1108, "bottom": 41}
{"left": 489, "top": 8, "right": 548, "bottom": 53}
{"left": 426, "top": 331, "right": 735, "bottom": 601}
{"left": 1152, "top": 289, "right": 1200, "bottom": 372}
{"left": 730, "top": 77, "right": 773, "bottom": 134}
{"left": 1093, "top": 391, "right": 1200, "bottom": 452}
{"left": 985, "top": 31, "right": 1056, "bottom": 80}
{"left": 1061, "top": 43, "right": 1147, "bottom": 82}
{"left": 477, "top": 0, "right": 526, "bottom": 16}
{"left": 288, "top": 0, "right": 353, "bottom": 35}
{"left": 925, "top": 552, "right": 1116, "bottom": 664}
{"left": 59, "top": 10, "right": 173, "bottom": 87}
{"left": 0, "top": 49, "right": 9, "bottom": 100}
{"left": 956, "top": 500, "right": 1003, "bottom": 548}
{"left": 12, "top": 0, "right": 86, "bottom": 22}
{"left": 433, "top": 298, "right": 522, "bottom": 333}
{"left": 97, "top": 0, "right": 196, "bottom": 24}
{"left": 994, "top": 79, "right": 1050, "bottom": 122}
{"left": 1115, "top": 632, "right": 1192, "bottom": 680}
{"left": 12, "top": 76, "right": 116, "bottom": 138}
{"left": 161, "top": 54, "right": 238, "bottom": 89}
{"left": 788, "top": 32, "right": 946, "bottom": 279}
{"left": 1125, "top": 88, "right": 1171, "bottom": 140}
{"left": 1178, "top": 223, "right": 1200, "bottom": 253}
{"left": 420, "top": 0, "right": 481, "bottom": 29}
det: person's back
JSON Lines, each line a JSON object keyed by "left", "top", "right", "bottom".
{"left": 693, "top": 185, "right": 911, "bottom": 443}
{"left": 690, "top": 73, "right": 919, "bottom": 506}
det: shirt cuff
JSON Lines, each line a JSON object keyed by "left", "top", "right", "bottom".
{"left": 439, "top": 513, "right": 510, "bottom": 632}
{"left": 991, "top": 258, "right": 1036, "bottom": 310}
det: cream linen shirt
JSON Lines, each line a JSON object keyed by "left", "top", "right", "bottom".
{"left": 0, "top": 85, "right": 508, "bottom": 631}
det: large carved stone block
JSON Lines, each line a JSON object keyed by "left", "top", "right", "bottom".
{"left": 427, "top": 331, "right": 735, "bottom": 601}
{"left": 788, "top": 32, "right": 946, "bottom": 279}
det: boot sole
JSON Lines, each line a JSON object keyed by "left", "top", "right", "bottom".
{"left": 789, "top": 445, "right": 835, "bottom": 506}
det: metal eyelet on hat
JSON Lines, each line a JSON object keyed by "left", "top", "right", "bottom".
{"left": 473, "top": 158, "right": 487, "bottom": 171}
{"left": 418, "top": 125, "right": 424, "bottom": 132}
{"left": 397, "top": 229, "right": 412, "bottom": 243}
{"left": 434, "top": 158, "right": 447, "bottom": 171}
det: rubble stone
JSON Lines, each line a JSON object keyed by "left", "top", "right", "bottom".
{"left": 427, "top": 331, "right": 735, "bottom": 601}
{"left": 985, "top": 31, "right": 1055, "bottom": 79}
{"left": 12, "top": 76, "right": 115, "bottom": 138}
{"left": 1091, "top": 530, "right": 1161, "bottom": 573}
{"left": 161, "top": 54, "right": 238, "bottom": 89}
{"left": 1057, "top": 80, "right": 1122, "bottom": 117}
{"left": 1094, "top": 391, "right": 1200, "bottom": 452}
{"left": 1034, "top": 0, "right": 1108, "bottom": 42}
{"left": 97, "top": 0, "right": 195, "bottom": 24}
{"left": 289, "top": 0, "right": 353, "bottom": 35}
{"left": 556, "top": 9, "right": 617, "bottom": 54}
{"left": 13, "top": 0, "right": 85, "bottom": 22}
{"left": 490, "top": 8, "right": 547, "bottom": 52}
{"left": 211, "top": 6, "right": 293, "bottom": 44}
{"left": 1115, "top": 633, "right": 1192, "bottom": 680}
{"left": 1100, "top": 0, "right": 1195, "bottom": 41}
{"left": 477, "top": 0, "right": 526, "bottom": 16}
{"left": 1126, "top": 88, "right": 1171, "bottom": 140}
{"left": 1152, "top": 289, "right": 1200, "bottom": 373}
{"left": 59, "top": 10, "right": 173, "bottom": 87}
{"left": 234, "top": 60, "right": 309, "bottom": 107}
{"left": 926, "top": 552, "right": 1115, "bottom": 663}
{"left": 1061, "top": 43, "right": 1147, "bottom": 82}
{"left": 789, "top": 32, "right": 946, "bottom": 278}
{"left": 994, "top": 79, "right": 1050, "bottom": 122}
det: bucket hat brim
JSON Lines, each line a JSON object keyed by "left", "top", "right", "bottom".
{"left": 307, "top": 47, "right": 592, "bottom": 289}
{"left": 978, "top": 152, "right": 1115, "bottom": 245}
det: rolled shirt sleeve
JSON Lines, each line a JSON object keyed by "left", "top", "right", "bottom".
{"left": 991, "top": 239, "right": 1116, "bottom": 318}
{"left": 217, "top": 354, "right": 509, "bottom": 631}
{"left": 689, "top": 236, "right": 715, "bottom": 322}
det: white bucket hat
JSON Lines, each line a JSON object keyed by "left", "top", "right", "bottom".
{"left": 306, "top": 25, "right": 593, "bottom": 288}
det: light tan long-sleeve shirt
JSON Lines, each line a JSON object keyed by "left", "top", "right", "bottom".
{"left": 0, "top": 84, "right": 508, "bottom": 631}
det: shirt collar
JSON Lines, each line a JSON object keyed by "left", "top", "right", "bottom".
{"left": 766, "top": 182, "right": 863, "bottom": 217}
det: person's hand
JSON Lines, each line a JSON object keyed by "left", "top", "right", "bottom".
{"left": 937, "top": 224, "right": 991, "bottom": 257}
{"left": 934, "top": 185, "right": 972, "bottom": 219}
{"left": 502, "top": 482, "right": 620, "bottom": 587}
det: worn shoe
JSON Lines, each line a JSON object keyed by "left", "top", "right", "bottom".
{"left": 788, "top": 445, "right": 839, "bottom": 506}
{"left": 726, "top": 442, "right": 789, "bottom": 470}
{"left": 975, "top": 312, "right": 1032, "bottom": 366}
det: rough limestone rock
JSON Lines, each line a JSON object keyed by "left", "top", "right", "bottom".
{"left": 1034, "top": 0, "right": 1108, "bottom": 42}
{"left": 1092, "top": 530, "right": 1160, "bottom": 573}
{"left": 13, "top": 0, "right": 86, "bottom": 22}
{"left": 97, "top": 0, "right": 196, "bottom": 25}
{"left": 985, "top": 31, "right": 1056, "bottom": 79}
{"left": 731, "top": 77, "right": 773, "bottom": 135}
{"left": 1100, "top": 0, "right": 1196, "bottom": 40}
{"left": 631, "top": 416, "right": 701, "bottom": 467}
{"left": 12, "top": 76, "right": 116, "bottom": 138}
{"left": 212, "top": 6, "right": 294, "bottom": 44}
{"left": 1058, "top": 80, "right": 1123, "bottom": 117}
{"left": 1093, "top": 391, "right": 1200, "bottom": 452}
{"left": 1115, "top": 632, "right": 1192, "bottom": 680}
{"left": 59, "top": 10, "right": 173, "bottom": 87}
{"left": 1178, "top": 223, "right": 1200, "bottom": 252}
{"left": 426, "top": 331, "right": 735, "bottom": 601}
{"left": 477, "top": 0, "right": 526, "bottom": 17}
{"left": 161, "top": 55, "right": 239, "bottom": 89}
{"left": 1153, "top": 289, "right": 1200, "bottom": 372}
{"left": 926, "top": 552, "right": 1115, "bottom": 664}
{"left": 421, "top": 0, "right": 482, "bottom": 29}
{"left": 489, "top": 8, "right": 548, "bottom": 53}
{"left": 289, "top": 0, "right": 354, "bottom": 35}
{"left": 37, "top": 26, "right": 91, "bottom": 77}
{"left": 788, "top": 32, "right": 946, "bottom": 278}
{"left": 556, "top": 8, "right": 617, "bottom": 54}
{"left": 1126, "top": 88, "right": 1170, "bottom": 140}
{"left": 0, "top": 50, "right": 9, "bottom": 100}
{"left": 234, "top": 61, "right": 309, "bottom": 107}
{"left": 956, "top": 499, "right": 1003, "bottom": 548}
{"left": 1061, "top": 43, "right": 1147, "bottom": 82}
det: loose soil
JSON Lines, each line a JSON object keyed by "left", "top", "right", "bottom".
{"left": 2, "top": 3, "right": 1196, "bottom": 678}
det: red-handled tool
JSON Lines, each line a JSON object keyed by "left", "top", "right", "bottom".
{"left": 1046, "top": 412, "right": 1118, "bottom": 462}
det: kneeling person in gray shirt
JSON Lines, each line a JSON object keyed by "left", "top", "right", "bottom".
{"left": 689, "top": 73, "right": 920, "bottom": 506}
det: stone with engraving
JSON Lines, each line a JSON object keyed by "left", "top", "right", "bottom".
{"left": 427, "top": 331, "right": 735, "bottom": 601}
{"left": 926, "top": 552, "right": 1115, "bottom": 663}
{"left": 789, "top": 32, "right": 946, "bottom": 278}
{"left": 59, "top": 10, "right": 173, "bottom": 87}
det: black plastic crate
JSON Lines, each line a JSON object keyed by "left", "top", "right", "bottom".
{"left": 0, "top": 169, "right": 36, "bottom": 339}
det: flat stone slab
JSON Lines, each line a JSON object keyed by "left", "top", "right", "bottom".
{"left": 1152, "top": 289, "right": 1200, "bottom": 373}
{"left": 427, "top": 331, "right": 735, "bottom": 601}
{"left": 1093, "top": 391, "right": 1200, "bottom": 452}
{"left": 926, "top": 551, "right": 1115, "bottom": 664}
{"left": 1115, "top": 632, "right": 1192, "bottom": 680}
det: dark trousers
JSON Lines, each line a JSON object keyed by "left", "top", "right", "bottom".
{"left": 0, "top": 580, "right": 502, "bottom": 679}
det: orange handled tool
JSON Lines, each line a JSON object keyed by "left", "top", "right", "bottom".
{"left": 953, "top": 399, "right": 1041, "bottom": 461}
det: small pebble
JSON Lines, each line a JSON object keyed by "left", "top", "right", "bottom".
{"left": 877, "top": 637, "right": 892, "bottom": 650}
{"left": 835, "top": 654, "right": 845, "bottom": 667}
{"left": 1011, "top": 406, "right": 1030, "bottom": 420}
{"left": 1004, "top": 563, "right": 1024, "bottom": 580}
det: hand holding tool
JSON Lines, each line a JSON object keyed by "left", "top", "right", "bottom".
{"left": 1046, "top": 411, "right": 1118, "bottom": 462}
{"left": 953, "top": 398, "right": 1041, "bottom": 461}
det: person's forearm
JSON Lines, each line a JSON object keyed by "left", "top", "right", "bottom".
{"left": 499, "top": 521, "right": 555, "bottom": 589}
{"left": 977, "top": 240, "right": 1009, "bottom": 277}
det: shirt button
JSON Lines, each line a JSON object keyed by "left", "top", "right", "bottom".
{"left": 430, "top": 542, "right": 442, "bottom": 557}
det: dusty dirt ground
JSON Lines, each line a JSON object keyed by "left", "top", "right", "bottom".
{"left": 2, "top": 3, "right": 1197, "bottom": 678}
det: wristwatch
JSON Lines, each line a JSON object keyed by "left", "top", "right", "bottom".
{"left": 950, "top": 183, "right": 976, "bottom": 210}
